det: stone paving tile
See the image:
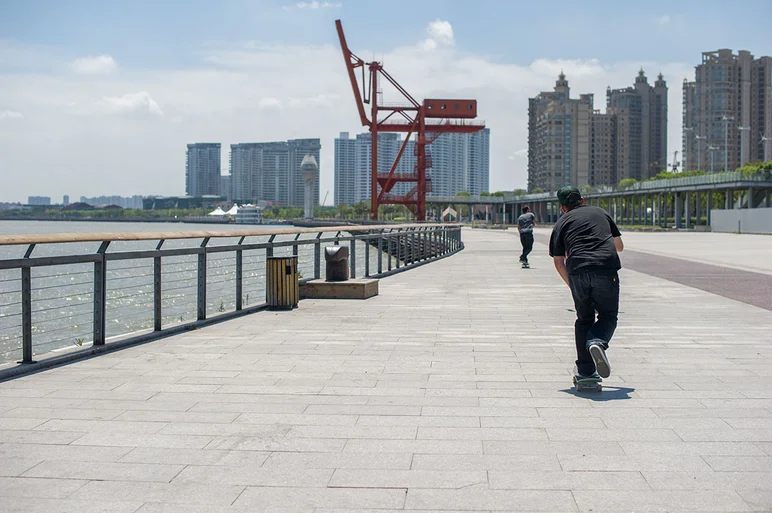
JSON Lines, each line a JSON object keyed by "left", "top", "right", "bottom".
{"left": 22, "top": 460, "right": 185, "bottom": 482}
{"left": 572, "top": 490, "right": 754, "bottom": 512}
{"left": 328, "top": 469, "right": 488, "bottom": 489}
{"left": 261, "top": 451, "right": 413, "bottom": 470}
{"left": 117, "top": 447, "right": 270, "bottom": 466}
{"left": 232, "top": 487, "right": 407, "bottom": 510}
{"left": 1, "top": 497, "right": 143, "bottom": 513}
{"left": 488, "top": 470, "right": 651, "bottom": 490}
{"left": 641, "top": 471, "right": 772, "bottom": 490}
{"left": 404, "top": 488, "right": 577, "bottom": 511}
{"left": 0, "top": 476, "right": 88, "bottom": 498}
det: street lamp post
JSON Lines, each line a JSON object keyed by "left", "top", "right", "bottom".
{"left": 762, "top": 135, "right": 770, "bottom": 163}
{"left": 695, "top": 135, "right": 707, "bottom": 172}
{"left": 683, "top": 126, "right": 694, "bottom": 172}
{"left": 738, "top": 126, "right": 751, "bottom": 167}
{"left": 708, "top": 145, "right": 718, "bottom": 174}
{"left": 721, "top": 115, "right": 735, "bottom": 172}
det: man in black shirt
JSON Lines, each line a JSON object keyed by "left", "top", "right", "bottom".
{"left": 548, "top": 186, "right": 623, "bottom": 379}
{"left": 516, "top": 206, "right": 536, "bottom": 268}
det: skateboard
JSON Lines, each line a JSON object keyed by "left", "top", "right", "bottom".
{"left": 572, "top": 374, "right": 602, "bottom": 392}
{"left": 521, "top": 262, "right": 530, "bottom": 269}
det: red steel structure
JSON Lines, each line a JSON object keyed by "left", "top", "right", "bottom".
{"left": 335, "top": 19, "right": 485, "bottom": 220}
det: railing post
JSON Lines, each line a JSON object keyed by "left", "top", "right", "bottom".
{"left": 387, "top": 232, "right": 392, "bottom": 271}
{"left": 266, "top": 234, "right": 275, "bottom": 257}
{"left": 350, "top": 238, "right": 356, "bottom": 279}
{"left": 396, "top": 231, "right": 401, "bottom": 269}
{"left": 93, "top": 241, "right": 110, "bottom": 346}
{"left": 197, "top": 237, "right": 209, "bottom": 321}
{"left": 377, "top": 231, "right": 383, "bottom": 274}
{"left": 236, "top": 236, "right": 244, "bottom": 311}
{"left": 154, "top": 240, "right": 164, "bottom": 331}
{"left": 20, "top": 265, "right": 33, "bottom": 363}
{"left": 314, "top": 233, "right": 322, "bottom": 280}
{"left": 364, "top": 235, "right": 370, "bottom": 278}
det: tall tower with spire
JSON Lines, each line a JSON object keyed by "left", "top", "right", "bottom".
{"left": 606, "top": 69, "right": 668, "bottom": 180}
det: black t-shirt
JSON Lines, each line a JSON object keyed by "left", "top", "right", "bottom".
{"left": 548, "top": 205, "right": 622, "bottom": 275}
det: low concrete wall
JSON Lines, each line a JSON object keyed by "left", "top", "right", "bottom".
{"left": 711, "top": 207, "right": 772, "bottom": 234}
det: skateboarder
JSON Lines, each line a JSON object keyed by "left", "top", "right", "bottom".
{"left": 516, "top": 206, "right": 536, "bottom": 268}
{"left": 548, "top": 186, "right": 623, "bottom": 379}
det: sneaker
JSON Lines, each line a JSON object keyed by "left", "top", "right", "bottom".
{"left": 574, "top": 366, "right": 601, "bottom": 380}
{"left": 588, "top": 342, "right": 611, "bottom": 378}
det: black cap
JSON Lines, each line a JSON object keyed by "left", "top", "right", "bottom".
{"left": 557, "top": 186, "right": 582, "bottom": 206}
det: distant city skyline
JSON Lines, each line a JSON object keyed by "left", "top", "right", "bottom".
{"left": 1, "top": 1, "right": 771, "bottom": 202}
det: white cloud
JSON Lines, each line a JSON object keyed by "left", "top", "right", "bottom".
{"left": 258, "top": 97, "right": 282, "bottom": 110}
{"left": 0, "top": 109, "right": 23, "bottom": 120}
{"left": 421, "top": 20, "right": 454, "bottom": 50}
{"left": 72, "top": 55, "right": 117, "bottom": 75}
{"left": 508, "top": 149, "right": 528, "bottom": 160}
{"left": 96, "top": 91, "right": 164, "bottom": 116}
{"left": 294, "top": 1, "right": 342, "bottom": 9}
{"left": 0, "top": 20, "right": 694, "bottom": 203}
{"left": 658, "top": 15, "right": 671, "bottom": 26}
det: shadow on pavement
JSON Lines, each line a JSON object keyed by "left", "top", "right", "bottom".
{"left": 559, "top": 386, "right": 635, "bottom": 401}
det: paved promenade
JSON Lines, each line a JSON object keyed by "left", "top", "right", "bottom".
{"left": 1, "top": 228, "right": 771, "bottom": 512}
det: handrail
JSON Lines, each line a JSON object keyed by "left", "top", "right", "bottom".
{"left": 0, "top": 223, "right": 455, "bottom": 246}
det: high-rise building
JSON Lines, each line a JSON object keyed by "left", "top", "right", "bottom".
{"left": 63, "top": 195, "right": 70, "bottom": 206}
{"left": 333, "top": 130, "right": 489, "bottom": 206}
{"left": 606, "top": 70, "right": 668, "bottom": 180}
{"left": 429, "top": 128, "right": 490, "bottom": 196}
{"left": 220, "top": 175, "right": 231, "bottom": 200}
{"left": 185, "top": 143, "right": 221, "bottom": 197}
{"left": 529, "top": 72, "right": 668, "bottom": 191}
{"left": 229, "top": 139, "right": 321, "bottom": 206}
{"left": 528, "top": 73, "right": 592, "bottom": 191}
{"left": 683, "top": 49, "right": 772, "bottom": 172}
{"left": 27, "top": 196, "right": 51, "bottom": 206}
{"left": 80, "top": 195, "right": 144, "bottom": 209}
{"left": 334, "top": 132, "right": 415, "bottom": 206}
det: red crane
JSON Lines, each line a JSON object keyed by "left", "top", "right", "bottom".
{"left": 335, "top": 19, "right": 485, "bottom": 221}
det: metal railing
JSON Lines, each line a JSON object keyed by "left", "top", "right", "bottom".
{"left": 0, "top": 224, "right": 462, "bottom": 367}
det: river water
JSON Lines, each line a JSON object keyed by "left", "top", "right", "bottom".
{"left": 0, "top": 220, "right": 381, "bottom": 362}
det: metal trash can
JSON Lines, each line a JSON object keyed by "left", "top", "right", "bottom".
{"left": 325, "top": 246, "right": 349, "bottom": 282}
{"left": 266, "top": 256, "right": 299, "bottom": 310}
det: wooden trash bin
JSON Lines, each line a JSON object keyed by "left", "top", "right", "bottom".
{"left": 266, "top": 256, "right": 299, "bottom": 310}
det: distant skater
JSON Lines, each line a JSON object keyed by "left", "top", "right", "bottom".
{"left": 548, "top": 187, "right": 623, "bottom": 379}
{"left": 516, "top": 206, "right": 536, "bottom": 268}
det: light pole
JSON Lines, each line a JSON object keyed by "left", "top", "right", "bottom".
{"left": 762, "top": 135, "right": 770, "bottom": 163}
{"left": 683, "top": 126, "right": 694, "bottom": 172}
{"left": 721, "top": 115, "right": 734, "bottom": 172}
{"left": 695, "top": 135, "right": 707, "bottom": 171}
{"left": 707, "top": 144, "right": 718, "bottom": 174}
{"left": 738, "top": 125, "right": 750, "bottom": 167}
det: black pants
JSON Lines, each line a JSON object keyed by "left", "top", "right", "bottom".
{"left": 568, "top": 270, "right": 619, "bottom": 376}
{"left": 519, "top": 232, "right": 534, "bottom": 262}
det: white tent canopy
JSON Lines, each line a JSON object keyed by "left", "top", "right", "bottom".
{"left": 207, "top": 207, "right": 226, "bottom": 216}
{"left": 225, "top": 204, "right": 239, "bottom": 215}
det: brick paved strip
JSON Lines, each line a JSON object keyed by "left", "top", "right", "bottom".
{"left": 534, "top": 233, "right": 772, "bottom": 311}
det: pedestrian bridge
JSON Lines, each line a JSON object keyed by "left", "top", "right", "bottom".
{"left": 1, "top": 228, "right": 771, "bottom": 512}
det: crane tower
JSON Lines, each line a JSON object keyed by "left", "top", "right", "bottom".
{"left": 335, "top": 19, "right": 485, "bottom": 220}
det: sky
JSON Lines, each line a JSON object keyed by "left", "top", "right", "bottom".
{"left": 1, "top": 0, "right": 771, "bottom": 204}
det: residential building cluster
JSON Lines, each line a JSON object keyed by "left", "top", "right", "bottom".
{"left": 682, "top": 49, "right": 772, "bottom": 172}
{"left": 185, "top": 139, "right": 321, "bottom": 206}
{"left": 79, "top": 195, "right": 144, "bottom": 209}
{"left": 528, "top": 47, "right": 772, "bottom": 192}
{"left": 528, "top": 70, "right": 668, "bottom": 192}
{"left": 333, "top": 129, "right": 490, "bottom": 206}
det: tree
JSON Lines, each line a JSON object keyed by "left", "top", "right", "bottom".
{"left": 512, "top": 189, "right": 526, "bottom": 196}
{"left": 455, "top": 191, "right": 471, "bottom": 197}
{"left": 618, "top": 178, "right": 638, "bottom": 189}
{"left": 531, "top": 187, "right": 545, "bottom": 194}
{"left": 491, "top": 191, "right": 506, "bottom": 197}
{"left": 480, "top": 191, "right": 490, "bottom": 197}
